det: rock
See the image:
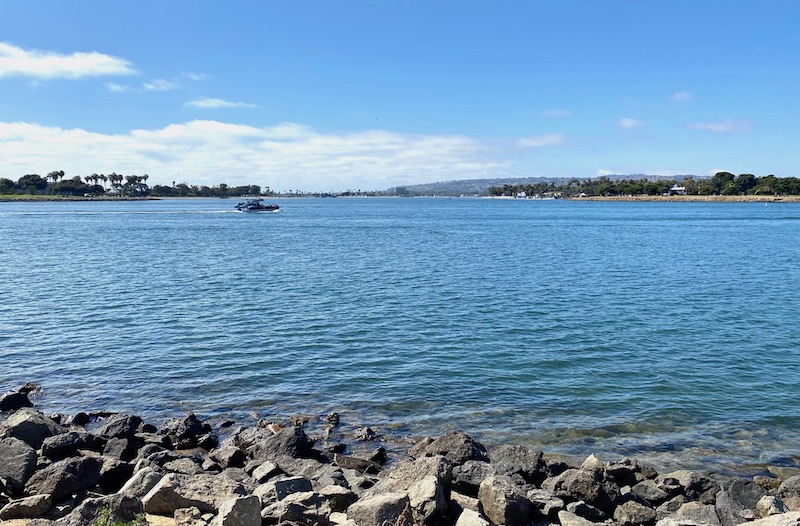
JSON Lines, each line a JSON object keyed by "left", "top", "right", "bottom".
{"left": 581, "top": 454, "right": 606, "bottom": 473}
{"left": 248, "top": 425, "right": 315, "bottom": 460}
{"left": 96, "top": 414, "right": 143, "bottom": 440}
{"left": 756, "top": 496, "right": 788, "bottom": 517}
{"left": 369, "top": 446, "right": 388, "bottom": 465}
{"left": 160, "top": 413, "right": 210, "bottom": 449}
{"left": 24, "top": 456, "right": 103, "bottom": 500}
{"left": 142, "top": 472, "right": 247, "bottom": 515}
{"left": 0, "top": 408, "right": 64, "bottom": 449}
{"left": 634, "top": 479, "right": 671, "bottom": 505}
{"left": 320, "top": 484, "right": 358, "bottom": 512}
{"left": 608, "top": 458, "right": 657, "bottom": 486}
{"left": 316, "top": 465, "right": 350, "bottom": 489}
{"left": 558, "top": 510, "right": 601, "bottom": 526}
{"left": 451, "top": 491, "right": 481, "bottom": 513}
{"left": 216, "top": 495, "right": 261, "bottom": 526}
{"left": 544, "top": 468, "right": 618, "bottom": 513}
{"left": 567, "top": 500, "right": 606, "bottom": 521}
{"left": 0, "top": 437, "right": 38, "bottom": 493}
{"left": 543, "top": 453, "right": 581, "bottom": 477}
{"left": 57, "top": 493, "right": 143, "bottom": 526}
{"left": 174, "top": 506, "right": 204, "bottom": 526}
{"left": 715, "top": 478, "right": 768, "bottom": 526}
{"left": 274, "top": 455, "right": 326, "bottom": 479}
{"left": 103, "top": 437, "right": 138, "bottom": 461}
{"left": 0, "top": 391, "right": 33, "bottom": 412}
{"left": 678, "top": 501, "right": 723, "bottom": 526}
{"left": 615, "top": 500, "right": 658, "bottom": 525}
{"left": 490, "top": 444, "right": 545, "bottom": 485}
{"left": 333, "top": 454, "right": 382, "bottom": 474}
{"left": 164, "top": 457, "right": 205, "bottom": 475}
{"left": 346, "top": 492, "right": 412, "bottom": 526}
{"left": 353, "top": 427, "right": 379, "bottom": 441}
{"left": 660, "top": 470, "right": 720, "bottom": 505}
{"left": 251, "top": 460, "right": 281, "bottom": 483}
{"left": 98, "top": 457, "right": 134, "bottom": 493}
{"left": 222, "top": 426, "right": 274, "bottom": 452}
{"left": 366, "top": 455, "right": 451, "bottom": 498}
{"left": 455, "top": 508, "right": 491, "bottom": 526}
{"left": 118, "top": 466, "right": 163, "bottom": 499}
{"left": 275, "top": 476, "right": 313, "bottom": 500}
{"left": 477, "top": 475, "right": 532, "bottom": 525}
{"left": 41, "top": 431, "right": 105, "bottom": 460}
{"left": 743, "top": 512, "right": 800, "bottom": 526}
{"left": 262, "top": 490, "right": 332, "bottom": 525}
{"left": 452, "top": 460, "right": 495, "bottom": 496}
{"left": 407, "top": 475, "right": 447, "bottom": 523}
{"left": 528, "top": 488, "right": 565, "bottom": 519}
{"left": 779, "top": 476, "right": 800, "bottom": 499}
{"left": 209, "top": 446, "right": 246, "bottom": 469}
{"left": 0, "top": 494, "right": 53, "bottom": 520}
{"left": 413, "top": 430, "right": 489, "bottom": 465}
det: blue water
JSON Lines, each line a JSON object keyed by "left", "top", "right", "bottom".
{"left": 1, "top": 197, "right": 799, "bottom": 473}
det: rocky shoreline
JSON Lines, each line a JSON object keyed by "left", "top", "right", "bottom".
{"left": 2, "top": 385, "right": 800, "bottom": 526}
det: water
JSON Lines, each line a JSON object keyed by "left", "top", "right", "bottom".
{"left": 2, "top": 197, "right": 799, "bottom": 474}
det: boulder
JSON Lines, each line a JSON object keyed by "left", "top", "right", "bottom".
{"left": 756, "top": 496, "right": 788, "bottom": 517}
{"left": 41, "top": 431, "right": 105, "bottom": 460}
{"left": 118, "top": 466, "right": 163, "bottom": 499}
{"left": 97, "top": 457, "right": 134, "bottom": 493}
{"left": 160, "top": 413, "right": 210, "bottom": 449}
{"left": 634, "top": 479, "right": 671, "bottom": 505}
{"left": 333, "top": 453, "right": 382, "bottom": 474}
{"left": 659, "top": 470, "right": 720, "bottom": 505}
{"left": 248, "top": 425, "right": 315, "bottom": 460}
{"left": 102, "top": 437, "right": 138, "bottom": 461}
{"left": 0, "top": 391, "right": 33, "bottom": 412}
{"left": 567, "top": 500, "right": 606, "bottom": 521}
{"left": 544, "top": 468, "right": 618, "bottom": 512}
{"left": 558, "top": 510, "right": 601, "bottom": 526}
{"left": 216, "top": 495, "right": 261, "bottom": 526}
{"left": 528, "top": 488, "right": 565, "bottom": 519}
{"left": 0, "top": 408, "right": 64, "bottom": 449}
{"left": 0, "top": 494, "right": 53, "bottom": 520}
{"left": 262, "top": 490, "right": 332, "bottom": 525}
{"left": 490, "top": 444, "right": 545, "bottom": 485}
{"left": 275, "top": 476, "right": 313, "bottom": 501}
{"left": 24, "top": 456, "right": 103, "bottom": 500}
{"left": 739, "top": 512, "right": 800, "bottom": 526}
{"left": 95, "top": 414, "right": 143, "bottom": 440}
{"left": 412, "top": 430, "right": 489, "bottom": 465}
{"left": 209, "top": 446, "right": 246, "bottom": 469}
{"left": 320, "top": 484, "right": 358, "bottom": 512}
{"left": 407, "top": 475, "right": 448, "bottom": 523}
{"left": 615, "top": 500, "right": 658, "bottom": 525}
{"left": 368, "top": 455, "right": 452, "bottom": 497}
{"left": 0, "top": 437, "right": 38, "bottom": 493}
{"left": 477, "top": 475, "right": 532, "bottom": 525}
{"left": 57, "top": 493, "right": 143, "bottom": 526}
{"left": 250, "top": 460, "right": 281, "bottom": 483}
{"left": 715, "top": 478, "right": 768, "bottom": 526}
{"left": 452, "top": 460, "right": 495, "bottom": 496}
{"left": 174, "top": 506, "right": 204, "bottom": 525}
{"left": 141, "top": 472, "right": 247, "bottom": 515}
{"left": 678, "top": 501, "right": 723, "bottom": 526}
{"left": 346, "top": 492, "right": 412, "bottom": 526}
{"left": 607, "top": 458, "right": 657, "bottom": 486}
{"left": 779, "top": 476, "right": 800, "bottom": 500}
{"left": 164, "top": 457, "right": 205, "bottom": 475}
{"left": 455, "top": 508, "right": 491, "bottom": 526}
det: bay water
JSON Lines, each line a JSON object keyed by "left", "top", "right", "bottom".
{"left": 1, "top": 197, "right": 799, "bottom": 473}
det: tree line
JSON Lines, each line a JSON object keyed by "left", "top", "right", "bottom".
{"left": 488, "top": 172, "right": 800, "bottom": 197}
{"left": 0, "top": 171, "right": 268, "bottom": 198}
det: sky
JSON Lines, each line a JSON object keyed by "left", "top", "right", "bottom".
{"left": 1, "top": 1, "right": 798, "bottom": 192}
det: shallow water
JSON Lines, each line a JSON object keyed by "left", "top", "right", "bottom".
{"left": 2, "top": 197, "right": 799, "bottom": 473}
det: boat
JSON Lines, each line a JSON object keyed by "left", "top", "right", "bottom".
{"left": 234, "top": 198, "right": 281, "bottom": 213}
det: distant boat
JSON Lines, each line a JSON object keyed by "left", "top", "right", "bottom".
{"left": 234, "top": 198, "right": 281, "bottom": 213}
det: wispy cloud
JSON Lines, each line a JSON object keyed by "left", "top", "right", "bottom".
{"left": 689, "top": 118, "right": 750, "bottom": 133}
{"left": 540, "top": 109, "right": 571, "bottom": 118}
{"left": 106, "top": 83, "right": 129, "bottom": 93}
{"left": 518, "top": 133, "right": 564, "bottom": 148}
{"left": 619, "top": 117, "right": 643, "bottom": 129}
{"left": 0, "top": 120, "right": 507, "bottom": 192}
{"left": 185, "top": 97, "right": 258, "bottom": 109}
{"left": 0, "top": 42, "right": 135, "bottom": 79}
{"left": 182, "top": 72, "right": 211, "bottom": 81}
{"left": 143, "top": 79, "right": 178, "bottom": 91}
{"left": 672, "top": 91, "right": 693, "bottom": 102}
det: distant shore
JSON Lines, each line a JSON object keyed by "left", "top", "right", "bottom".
{"left": 0, "top": 195, "right": 160, "bottom": 202}
{"left": 563, "top": 195, "right": 800, "bottom": 202}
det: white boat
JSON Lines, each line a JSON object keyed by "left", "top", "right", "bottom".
{"left": 234, "top": 198, "right": 281, "bottom": 213}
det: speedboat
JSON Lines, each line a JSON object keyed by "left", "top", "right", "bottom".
{"left": 234, "top": 198, "right": 281, "bottom": 213}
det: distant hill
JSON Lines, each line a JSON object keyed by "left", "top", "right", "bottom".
{"left": 388, "top": 174, "right": 702, "bottom": 196}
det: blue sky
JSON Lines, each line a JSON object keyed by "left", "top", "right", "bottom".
{"left": 1, "top": 1, "right": 798, "bottom": 192}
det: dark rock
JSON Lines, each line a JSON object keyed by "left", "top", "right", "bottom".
{"left": 118, "top": 466, "right": 162, "bottom": 499}
{"left": 716, "top": 478, "right": 768, "bottom": 526}
{"left": 367, "top": 455, "right": 451, "bottom": 497}
{"left": 324, "top": 442, "right": 347, "bottom": 455}
{"left": 490, "top": 444, "right": 546, "bottom": 485}
{"left": 275, "top": 476, "right": 313, "bottom": 500}
{"left": 319, "top": 484, "right": 358, "bottom": 512}
{"left": 452, "top": 460, "right": 496, "bottom": 496}
{"left": 413, "top": 430, "right": 489, "bottom": 465}
{"left": 209, "top": 446, "right": 246, "bottom": 469}
{"left": 633, "top": 479, "right": 671, "bottom": 505}
{"left": 542, "top": 453, "right": 581, "bottom": 477}
{"left": 98, "top": 457, "right": 134, "bottom": 493}
{"left": 659, "top": 470, "right": 720, "bottom": 505}
{"left": 262, "top": 490, "right": 331, "bottom": 525}
{"left": 59, "top": 493, "right": 143, "bottom": 526}
{"left": 0, "top": 437, "right": 38, "bottom": 493}
{"left": 141, "top": 472, "right": 247, "bottom": 515}
{"left": 66, "top": 412, "right": 90, "bottom": 427}
{"left": 369, "top": 446, "right": 388, "bottom": 465}
{"left": 41, "top": 431, "right": 106, "bottom": 461}
{"left": 543, "top": 468, "right": 618, "bottom": 513}
{"left": 248, "top": 425, "right": 315, "bottom": 460}
{"left": 196, "top": 432, "right": 218, "bottom": 451}
{"left": 614, "top": 500, "right": 658, "bottom": 526}
{"left": 159, "top": 413, "right": 209, "bottom": 449}
{"left": 678, "top": 501, "right": 723, "bottom": 526}
{"left": 477, "top": 475, "right": 532, "bottom": 525}
{"left": 0, "top": 494, "right": 53, "bottom": 520}
{"left": 0, "top": 391, "right": 33, "bottom": 412}
{"left": 326, "top": 412, "right": 340, "bottom": 425}
{"left": 103, "top": 437, "right": 138, "bottom": 461}
{"left": 333, "top": 453, "right": 382, "bottom": 475}
{"left": 0, "top": 408, "right": 65, "bottom": 449}
{"left": 96, "top": 414, "right": 143, "bottom": 440}
{"left": 222, "top": 426, "right": 274, "bottom": 451}
{"left": 24, "top": 456, "right": 103, "bottom": 500}
{"left": 164, "top": 458, "right": 205, "bottom": 475}
{"left": 567, "top": 499, "right": 606, "bottom": 521}
{"left": 251, "top": 460, "right": 281, "bottom": 483}
{"left": 136, "top": 443, "right": 168, "bottom": 460}
{"left": 528, "top": 488, "right": 566, "bottom": 519}
{"left": 353, "top": 427, "right": 379, "bottom": 441}
{"left": 217, "top": 494, "right": 260, "bottom": 526}
{"left": 779, "top": 475, "right": 800, "bottom": 499}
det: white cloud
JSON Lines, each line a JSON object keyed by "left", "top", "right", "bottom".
{"left": 182, "top": 72, "right": 211, "bottom": 81}
{"left": 596, "top": 169, "right": 616, "bottom": 177}
{"left": 540, "top": 109, "right": 571, "bottom": 117}
{"left": 619, "top": 117, "right": 643, "bottom": 129}
{"left": 185, "top": 97, "right": 258, "bottom": 109}
{"left": 518, "top": 133, "right": 564, "bottom": 148}
{"left": 672, "top": 91, "right": 693, "bottom": 102}
{"left": 0, "top": 42, "right": 135, "bottom": 79}
{"left": 106, "top": 83, "right": 129, "bottom": 93}
{"left": 143, "top": 79, "right": 178, "bottom": 91}
{"left": 0, "top": 120, "right": 507, "bottom": 192}
{"left": 689, "top": 119, "right": 750, "bottom": 133}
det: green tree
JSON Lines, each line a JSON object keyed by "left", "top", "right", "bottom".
{"left": 17, "top": 174, "right": 47, "bottom": 194}
{"left": 0, "top": 177, "right": 15, "bottom": 194}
